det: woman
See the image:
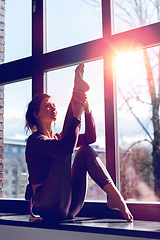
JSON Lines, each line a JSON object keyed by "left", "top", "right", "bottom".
{"left": 25, "top": 64, "right": 133, "bottom": 222}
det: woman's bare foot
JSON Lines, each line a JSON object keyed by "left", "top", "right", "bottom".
{"left": 103, "top": 183, "right": 133, "bottom": 222}
{"left": 73, "top": 63, "right": 90, "bottom": 93}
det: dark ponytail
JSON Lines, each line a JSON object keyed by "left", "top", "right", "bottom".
{"left": 25, "top": 94, "right": 50, "bottom": 133}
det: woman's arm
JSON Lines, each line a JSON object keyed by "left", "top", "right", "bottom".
{"left": 61, "top": 94, "right": 85, "bottom": 138}
{"left": 27, "top": 98, "right": 85, "bottom": 156}
{"left": 77, "top": 101, "right": 96, "bottom": 147}
{"left": 26, "top": 117, "right": 81, "bottom": 156}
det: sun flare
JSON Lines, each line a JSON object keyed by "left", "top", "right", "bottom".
{"left": 115, "top": 52, "right": 141, "bottom": 76}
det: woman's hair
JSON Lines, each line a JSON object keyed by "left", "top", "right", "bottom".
{"left": 25, "top": 94, "right": 50, "bottom": 133}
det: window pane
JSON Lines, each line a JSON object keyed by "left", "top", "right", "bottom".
{"left": 3, "top": 80, "right": 31, "bottom": 198}
{"left": 44, "top": 0, "right": 102, "bottom": 52}
{"left": 115, "top": 46, "right": 160, "bottom": 202}
{"left": 113, "top": 0, "right": 160, "bottom": 34}
{"left": 46, "top": 60, "right": 107, "bottom": 201}
{"left": 4, "top": 0, "right": 31, "bottom": 63}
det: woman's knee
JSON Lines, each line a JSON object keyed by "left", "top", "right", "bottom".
{"left": 77, "top": 145, "right": 98, "bottom": 158}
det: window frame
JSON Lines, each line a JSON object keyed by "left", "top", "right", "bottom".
{"left": 0, "top": 0, "right": 160, "bottom": 221}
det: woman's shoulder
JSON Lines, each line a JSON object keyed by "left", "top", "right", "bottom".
{"left": 27, "top": 130, "right": 40, "bottom": 138}
{"left": 26, "top": 131, "right": 48, "bottom": 153}
{"left": 27, "top": 131, "right": 45, "bottom": 143}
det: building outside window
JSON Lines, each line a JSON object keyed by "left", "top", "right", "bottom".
{"left": 3, "top": 139, "right": 28, "bottom": 198}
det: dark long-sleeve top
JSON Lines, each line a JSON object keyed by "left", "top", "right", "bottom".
{"left": 25, "top": 112, "right": 96, "bottom": 185}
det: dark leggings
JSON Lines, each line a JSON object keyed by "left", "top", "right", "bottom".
{"left": 34, "top": 103, "right": 112, "bottom": 220}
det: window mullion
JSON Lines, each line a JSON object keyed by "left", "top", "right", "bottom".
{"left": 101, "top": 0, "right": 117, "bottom": 184}
{"left": 32, "top": 0, "right": 44, "bottom": 97}
{"left": 101, "top": 0, "right": 112, "bottom": 38}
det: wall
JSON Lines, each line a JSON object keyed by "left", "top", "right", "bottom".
{"left": 0, "top": 225, "right": 155, "bottom": 240}
{"left": 0, "top": 86, "right": 4, "bottom": 197}
{"left": 0, "top": 0, "right": 5, "bottom": 197}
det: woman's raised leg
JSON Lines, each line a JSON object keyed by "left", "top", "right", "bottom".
{"left": 34, "top": 104, "right": 75, "bottom": 220}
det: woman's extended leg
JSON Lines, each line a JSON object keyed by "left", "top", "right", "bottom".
{"left": 61, "top": 63, "right": 89, "bottom": 137}
{"left": 61, "top": 102, "right": 73, "bottom": 138}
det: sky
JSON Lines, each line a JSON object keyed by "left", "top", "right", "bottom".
{"left": 3, "top": 0, "right": 158, "bottom": 150}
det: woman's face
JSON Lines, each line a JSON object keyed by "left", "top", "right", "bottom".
{"left": 37, "top": 97, "right": 57, "bottom": 124}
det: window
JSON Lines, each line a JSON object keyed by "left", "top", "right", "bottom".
{"left": 4, "top": 0, "right": 31, "bottom": 63}
{"left": 12, "top": 191, "right": 17, "bottom": 197}
{"left": 0, "top": 0, "right": 160, "bottom": 220}
{"left": 115, "top": 46, "right": 160, "bottom": 203}
{"left": 12, "top": 147, "right": 18, "bottom": 154}
{"left": 12, "top": 180, "right": 16, "bottom": 186}
{"left": 3, "top": 80, "right": 31, "bottom": 199}
{"left": 4, "top": 80, "right": 32, "bottom": 139}
{"left": 20, "top": 147, "right": 25, "bottom": 154}
{"left": 12, "top": 169, "right": 17, "bottom": 176}
{"left": 113, "top": 0, "right": 160, "bottom": 34}
{"left": 45, "top": 0, "right": 102, "bottom": 52}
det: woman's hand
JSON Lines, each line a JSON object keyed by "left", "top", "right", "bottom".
{"left": 72, "top": 100, "right": 84, "bottom": 120}
{"left": 72, "top": 91, "right": 87, "bottom": 119}
{"left": 83, "top": 99, "right": 91, "bottom": 114}
{"left": 73, "top": 91, "right": 91, "bottom": 113}
{"left": 72, "top": 91, "right": 91, "bottom": 118}
{"left": 72, "top": 90, "right": 87, "bottom": 104}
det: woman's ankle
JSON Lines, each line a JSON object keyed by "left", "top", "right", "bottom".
{"left": 103, "top": 183, "right": 133, "bottom": 222}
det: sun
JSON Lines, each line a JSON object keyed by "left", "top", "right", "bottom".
{"left": 115, "top": 51, "right": 141, "bottom": 77}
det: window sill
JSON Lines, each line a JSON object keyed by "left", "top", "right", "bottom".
{"left": 0, "top": 214, "right": 160, "bottom": 239}
{"left": 0, "top": 199, "right": 159, "bottom": 239}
